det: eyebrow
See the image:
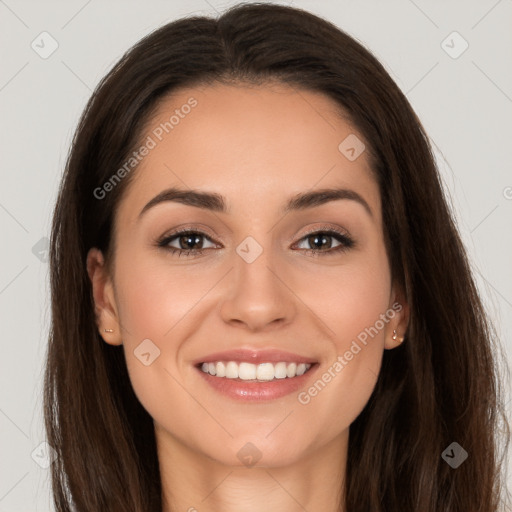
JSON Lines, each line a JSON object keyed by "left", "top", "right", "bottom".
{"left": 138, "top": 186, "right": 373, "bottom": 219}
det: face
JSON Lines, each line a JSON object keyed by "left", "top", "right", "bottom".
{"left": 87, "top": 82, "right": 408, "bottom": 469}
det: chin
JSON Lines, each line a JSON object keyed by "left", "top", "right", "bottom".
{"left": 198, "top": 431, "right": 312, "bottom": 469}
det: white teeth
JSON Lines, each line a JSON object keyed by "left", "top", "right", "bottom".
{"left": 200, "top": 361, "right": 312, "bottom": 380}
{"left": 286, "top": 363, "right": 297, "bottom": 378}
{"left": 256, "top": 363, "right": 274, "bottom": 381}
{"left": 274, "top": 362, "right": 287, "bottom": 379}
{"left": 215, "top": 361, "right": 226, "bottom": 377}
{"left": 239, "top": 362, "right": 256, "bottom": 380}
{"left": 225, "top": 361, "right": 239, "bottom": 379}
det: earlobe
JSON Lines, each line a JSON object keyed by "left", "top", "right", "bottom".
{"left": 86, "top": 248, "right": 123, "bottom": 346}
{"left": 384, "top": 286, "right": 410, "bottom": 350}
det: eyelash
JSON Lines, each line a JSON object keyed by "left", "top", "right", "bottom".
{"left": 156, "top": 225, "right": 355, "bottom": 258}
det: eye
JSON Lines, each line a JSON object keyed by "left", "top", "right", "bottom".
{"left": 157, "top": 229, "right": 217, "bottom": 256}
{"left": 293, "top": 228, "right": 354, "bottom": 256}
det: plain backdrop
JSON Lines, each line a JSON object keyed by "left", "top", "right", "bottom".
{"left": 0, "top": 0, "right": 511, "bottom": 510}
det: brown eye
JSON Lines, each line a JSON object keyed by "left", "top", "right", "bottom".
{"left": 294, "top": 230, "right": 354, "bottom": 256}
{"left": 177, "top": 233, "right": 204, "bottom": 250}
{"left": 158, "top": 230, "right": 217, "bottom": 255}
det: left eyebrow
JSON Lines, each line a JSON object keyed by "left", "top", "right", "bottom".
{"left": 138, "top": 186, "right": 373, "bottom": 220}
{"left": 284, "top": 187, "right": 373, "bottom": 218}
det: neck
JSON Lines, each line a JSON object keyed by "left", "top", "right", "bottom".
{"left": 156, "top": 424, "right": 348, "bottom": 512}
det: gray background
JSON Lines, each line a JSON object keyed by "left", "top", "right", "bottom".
{"left": 1, "top": 0, "right": 511, "bottom": 510}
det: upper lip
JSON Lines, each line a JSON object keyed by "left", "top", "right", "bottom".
{"left": 194, "top": 348, "right": 317, "bottom": 366}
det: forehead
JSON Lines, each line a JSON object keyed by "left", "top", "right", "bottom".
{"left": 116, "top": 82, "right": 380, "bottom": 223}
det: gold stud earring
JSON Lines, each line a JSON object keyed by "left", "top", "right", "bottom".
{"left": 104, "top": 328, "right": 114, "bottom": 333}
{"left": 392, "top": 329, "right": 403, "bottom": 344}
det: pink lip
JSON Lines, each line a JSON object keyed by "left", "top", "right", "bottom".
{"left": 195, "top": 363, "right": 319, "bottom": 402}
{"left": 193, "top": 348, "right": 317, "bottom": 365}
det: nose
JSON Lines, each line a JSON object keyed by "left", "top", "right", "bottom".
{"left": 219, "top": 242, "right": 297, "bottom": 332}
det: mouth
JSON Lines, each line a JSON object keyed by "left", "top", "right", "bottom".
{"left": 197, "top": 360, "right": 314, "bottom": 381}
{"left": 193, "top": 349, "right": 319, "bottom": 401}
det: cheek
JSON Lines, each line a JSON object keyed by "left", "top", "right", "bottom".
{"left": 293, "top": 244, "right": 391, "bottom": 349}
{"left": 292, "top": 251, "right": 391, "bottom": 438}
{"left": 113, "top": 249, "right": 209, "bottom": 339}
{"left": 111, "top": 249, "right": 232, "bottom": 428}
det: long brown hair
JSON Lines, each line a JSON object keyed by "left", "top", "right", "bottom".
{"left": 44, "top": 3, "right": 511, "bottom": 511}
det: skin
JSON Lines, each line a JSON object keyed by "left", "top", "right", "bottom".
{"left": 87, "top": 82, "right": 409, "bottom": 512}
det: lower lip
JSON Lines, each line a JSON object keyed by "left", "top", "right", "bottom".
{"left": 196, "top": 364, "right": 319, "bottom": 402}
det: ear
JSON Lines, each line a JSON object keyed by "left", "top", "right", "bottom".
{"left": 384, "top": 283, "right": 410, "bottom": 350}
{"left": 86, "top": 247, "right": 123, "bottom": 346}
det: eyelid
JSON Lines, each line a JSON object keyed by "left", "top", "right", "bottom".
{"left": 287, "top": 222, "right": 352, "bottom": 246}
{"left": 158, "top": 224, "right": 219, "bottom": 241}
{"left": 296, "top": 223, "right": 350, "bottom": 239}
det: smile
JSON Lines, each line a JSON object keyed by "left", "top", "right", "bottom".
{"left": 200, "top": 361, "right": 313, "bottom": 381}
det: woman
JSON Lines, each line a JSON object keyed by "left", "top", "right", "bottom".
{"left": 44, "top": 3, "right": 511, "bottom": 511}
